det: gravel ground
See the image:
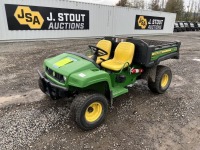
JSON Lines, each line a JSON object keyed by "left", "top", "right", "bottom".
{"left": 0, "top": 32, "right": 200, "bottom": 150}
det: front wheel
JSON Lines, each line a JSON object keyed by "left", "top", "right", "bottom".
{"left": 148, "top": 65, "right": 172, "bottom": 94}
{"left": 71, "top": 92, "right": 108, "bottom": 130}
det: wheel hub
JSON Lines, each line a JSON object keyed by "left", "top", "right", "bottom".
{"left": 85, "top": 102, "right": 102, "bottom": 123}
{"left": 88, "top": 107, "right": 94, "bottom": 113}
{"left": 161, "top": 74, "right": 169, "bottom": 88}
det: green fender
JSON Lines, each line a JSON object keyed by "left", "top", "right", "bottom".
{"left": 68, "top": 69, "right": 112, "bottom": 89}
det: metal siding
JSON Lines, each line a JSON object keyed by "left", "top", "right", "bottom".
{"left": 114, "top": 7, "right": 136, "bottom": 35}
{"left": 0, "top": 0, "right": 176, "bottom": 41}
{"left": 114, "top": 8, "right": 176, "bottom": 35}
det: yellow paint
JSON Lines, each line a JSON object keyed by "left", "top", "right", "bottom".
{"left": 14, "top": 6, "right": 44, "bottom": 29}
{"left": 88, "top": 40, "right": 112, "bottom": 64}
{"left": 101, "top": 42, "right": 135, "bottom": 71}
{"left": 138, "top": 16, "right": 147, "bottom": 29}
{"left": 161, "top": 74, "right": 169, "bottom": 88}
{"left": 55, "top": 58, "right": 73, "bottom": 67}
{"left": 96, "top": 40, "right": 112, "bottom": 64}
{"left": 85, "top": 102, "right": 103, "bottom": 122}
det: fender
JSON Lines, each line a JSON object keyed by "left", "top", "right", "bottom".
{"left": 68, "top": 69, "right": 112, "bottom": 89}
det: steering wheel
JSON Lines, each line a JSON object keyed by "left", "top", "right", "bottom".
{"left": 88, "top": 45, "right": 108, "bottom": 62}
{"left": 88, "top": 45, "right": 108, "bottom": 56}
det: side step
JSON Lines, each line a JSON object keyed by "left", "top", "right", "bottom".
{"left": 112, "top": 86, "right": 128, "bottom": 98}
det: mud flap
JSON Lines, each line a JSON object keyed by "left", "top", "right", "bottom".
{"left": 141, "top": 65, "right": 157, "bottom": 82}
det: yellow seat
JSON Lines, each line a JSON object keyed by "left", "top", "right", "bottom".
{"left": 95, "top": 40, "right": 112, "bottom": 64}
{"left": 101, "top": 42, "right": 135, "bottom": 71}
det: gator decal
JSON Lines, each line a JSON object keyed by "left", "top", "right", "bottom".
{"left": 151, "top": 47, "right": 177, "bottom": 61}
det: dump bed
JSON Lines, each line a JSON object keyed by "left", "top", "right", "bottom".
{"left": 104, "top": 37, "right": 181, "bottom": 68}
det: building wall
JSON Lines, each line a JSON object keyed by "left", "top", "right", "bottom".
{"left": 0, "top": 0, "right": 176, "bottom": 41}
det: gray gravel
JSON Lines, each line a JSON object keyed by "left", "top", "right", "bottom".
{"left": 0, "top": 100, "right": 70, "bottom": 150}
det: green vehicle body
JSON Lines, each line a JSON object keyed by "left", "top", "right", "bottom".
{"left": 41, "top": 52, "right": 140, "bottom": 102}
{"left": 38, "top": 37, "right": 181, "bottom": 130}
{"left": 38, "top": 37, "right": 181, "bottom": 104}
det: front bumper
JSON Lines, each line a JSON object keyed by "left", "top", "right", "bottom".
{"left": 37, "top": 70, "right": 68, "bottom": 100}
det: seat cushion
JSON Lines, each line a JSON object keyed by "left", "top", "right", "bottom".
{"left": 101, "top": 60, "right": 129, "bottom": 71}
{"left": 96, "top": 57, "right": 103, "bottom": 64}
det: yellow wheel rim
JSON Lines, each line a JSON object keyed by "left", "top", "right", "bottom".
{"left": 161, "top": 74, "right": 169, "bottom": 88}
{"left": 85, "top": 102, "right": 103, "bottom": 123}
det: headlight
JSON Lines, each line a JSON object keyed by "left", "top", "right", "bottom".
{"left": 63, "top": 76, "right": 67, "bottom": 81}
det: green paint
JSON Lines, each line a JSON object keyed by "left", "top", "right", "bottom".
{"left": 68, "top": 69, "right": 112, "bottom": 89}
{"left": 112, "top": 87, "right": 128, "bottom": 98}
{"left": 45, "top": 72, "right": 66, "bottom": 87}
{"left": 44, "top": 53, "right": 97, "bottom": 77}
{"left": 43, "top": 52, "right": 143, "bottom": 99}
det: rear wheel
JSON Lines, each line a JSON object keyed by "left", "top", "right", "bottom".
{"left": 148, "top": 65, "right": 172, "bottom": 94}
{"left": 71, "top": 92, "right": 108, "bottom": 130}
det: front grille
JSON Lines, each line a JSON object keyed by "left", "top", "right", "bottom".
{"left": 46, "top": 67, "right": 65, "bottom": 83}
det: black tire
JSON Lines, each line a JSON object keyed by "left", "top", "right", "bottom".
{"left": 69, "top": 95, "right": 78, "bottom": 120}
{"left": 148, "top": 65, "right": 172, "bottom": 94}
{"left": 71, "top": 92, "right": 108, "bottom": 130}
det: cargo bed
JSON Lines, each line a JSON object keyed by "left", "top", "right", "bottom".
{"left": 104, "top": 37, "right": 181, "bottom": 67}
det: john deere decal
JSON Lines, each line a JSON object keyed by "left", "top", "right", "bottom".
{"left": 135, "top": 15, "right": 165, "bottom": 30}
{"left": 5, "top": 4, "right": 89, "bottom": 30}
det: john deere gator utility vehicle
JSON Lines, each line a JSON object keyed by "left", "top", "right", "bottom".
{"left": 38, "top": 37, "right": 181, "bottom": 130}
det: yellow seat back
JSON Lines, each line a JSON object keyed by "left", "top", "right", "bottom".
{"left": 88, "top": 40, "right": 112, "bottom": 64}
{"left": 101, "top": 42, "right": 135, "bottom": 71}
{"left": 113, "top": 42, "right": 135, "bottom": 64}
{"left": 96, "top": 40, "right": 112, "bottom": 60}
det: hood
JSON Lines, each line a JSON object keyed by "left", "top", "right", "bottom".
{"left": 44, "top": 53, "right": 97, "bottom": 76}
